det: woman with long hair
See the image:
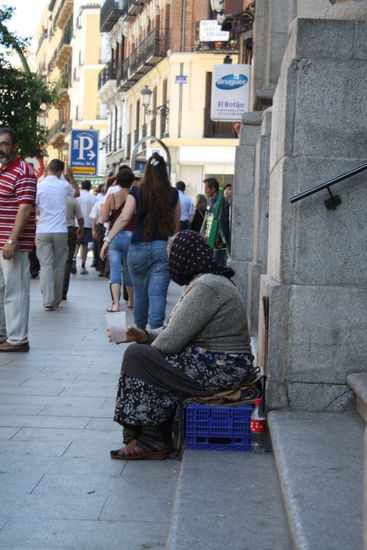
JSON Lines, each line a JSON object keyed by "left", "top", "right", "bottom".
{"left": 101, "top": 153, "right": 180, "bottom": 329}
{"left": 189, "top": 193, "right": 207, "bottom": 232}
{"left": 100, "top": 168, "right": 135, "bottom": 311}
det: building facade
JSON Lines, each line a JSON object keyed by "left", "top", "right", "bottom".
{"left": 35, "top": 0, "right": 107, "bottom": 179}
{"left": 98, "top": 0, "right": 248, "bottom": 195}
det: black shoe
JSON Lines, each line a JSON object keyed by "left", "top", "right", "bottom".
{"left": 71, "top": 259, "right": 77, "bottom": 274}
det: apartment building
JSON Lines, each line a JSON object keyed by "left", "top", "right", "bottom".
{"left": 35, "top": 0, "right": 107, "bottom": 179}
{"left": 98, "top": 0, "right": 250, "bottom": 195}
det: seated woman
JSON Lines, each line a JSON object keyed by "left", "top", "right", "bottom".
{"left": 109, "top": 230, "right": 254, "bottom": 460}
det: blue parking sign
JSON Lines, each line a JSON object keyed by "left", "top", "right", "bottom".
{"left": 70, "top": 130, "right": 99, "bottom": 176}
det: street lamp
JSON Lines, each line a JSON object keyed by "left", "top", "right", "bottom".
{"left": 141, "top": 85, "right": 153, "bottom": 113}
{"left": 140, "top": 85, "right": 169, "bottom": 120}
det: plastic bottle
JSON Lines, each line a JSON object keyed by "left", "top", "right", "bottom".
{"left": 250, "top": 398, "right": 266, "bottom": 453}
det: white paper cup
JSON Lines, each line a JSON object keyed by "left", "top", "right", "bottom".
{"left": 105, "top": 311, "right": 126, "bottom": 343}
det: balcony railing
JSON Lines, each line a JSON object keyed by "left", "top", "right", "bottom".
{"left": 194, "top": 40, "right": 239, "bottom": 53}
{"left": 98, "top": 61, "right": 117, "bottom": 89}
{"left": 123, "top": 0, "right": 146, "bottom": 22}
{"left": 55, "top": 0, "right": 73, "bottom": 29}
{"left": 119, "top": 28, "right": 169, "bottom": 91}
{"left": 100, "top": 0, "right": 127, "bottom": 32}
{"left": 55, "top": 18, "right": 73, "bottom": 70}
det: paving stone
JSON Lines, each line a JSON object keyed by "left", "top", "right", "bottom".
{"left": 39, "top": 405, "right": 113, "bottom": 418}
{"left": 0, "top": 427, "right": 20, "bottom": 440}
{"left": 0, "top": 518, "right": 170, "bottom": 549}
{"left": 0, "top": 414, "right": 90, "bottom": 429}
{"left": 0, "top": 493, "right": 106, "bottom": 521}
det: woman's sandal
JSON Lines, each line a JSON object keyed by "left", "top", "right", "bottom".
{"left": 110, "top": 440, "right": 167, "bottom": 461}
{"left": 106, "top": 306, "right": 120, "bottom": 312}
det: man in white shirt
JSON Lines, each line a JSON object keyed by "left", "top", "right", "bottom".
{"left": 175, "top": 181, "right": 194, "bottom": 230}
{"left": 36, "top": 160, "right": 79, "bottom": 310}
{"left": 74, "top": 180, "right": 98, "bottom": 274}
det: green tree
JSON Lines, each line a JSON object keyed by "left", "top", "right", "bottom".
{"left": 0, "top": 4, "right": 56, "bottom": 157}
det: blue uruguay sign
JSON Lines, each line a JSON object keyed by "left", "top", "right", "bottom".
{"left": 70, "top": 129, "right": 99, "bottom": 176}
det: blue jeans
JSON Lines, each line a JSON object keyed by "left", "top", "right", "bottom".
{"left": 127, "top": 240, "right": 170, "bottom": 329}
{"left": 108, "top": 231, "right": 133, "bottom": 286}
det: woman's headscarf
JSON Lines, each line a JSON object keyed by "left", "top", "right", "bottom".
{"left": 168, "top": 230, "right": 235, "bottom": 286}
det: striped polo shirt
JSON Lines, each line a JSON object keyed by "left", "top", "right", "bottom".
{"left": 0, "top": 157, "right": 37, "bottom": 252}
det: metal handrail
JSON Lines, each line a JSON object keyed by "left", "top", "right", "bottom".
{"left": 289, "top": 161, "right": 367, "bottom": 205}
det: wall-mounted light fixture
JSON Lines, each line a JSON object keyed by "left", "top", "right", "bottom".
{"left": 141, "top": 85, "right": 169, "bottom": 121}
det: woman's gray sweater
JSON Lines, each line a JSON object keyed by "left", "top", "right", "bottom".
{"left": 147, "top": 273, "right": 252, "bottom": 354}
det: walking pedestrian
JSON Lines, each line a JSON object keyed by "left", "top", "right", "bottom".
{"left": 100, "top": 168, "right": 135, "bottom": 312}
{"left": 201, "top": 177, "right": 230, "bottom": 266}
{"left": 36, "top": 161, "right": 80, "bottom": 310}
{"left": 175, "top": 181, "right": 194, "bottom": 230}
{"left": 189, "top": 193, "right": 207, "bottom": 232}
{"left": 101, "top": 152, "right": 180, "bottom": 329}
{"left": 63, "top": 195, "right": 84, "bottom": 300}
{"left": 74, "top": 180, "right": 98, "bottom": 274}
{"left": 0, "top": 127, "right": 37, "bottom": 352}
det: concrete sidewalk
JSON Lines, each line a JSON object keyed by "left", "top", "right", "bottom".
{"left": 0, "top": 257, "right": 291, "bottom": 550}
{"left": 0, "top": 259, "right": 181, "bottom": 549}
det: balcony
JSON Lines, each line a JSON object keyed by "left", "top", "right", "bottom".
{"left": 54, "top": 87, "right": 70, "bottom": 109}
{"left": 194, "top": 40, "right": 239, "bottom": 53}
{"left": 100, "top": 0, "right": 127, "bottom": 32}
{"left": 55, "top": 19, "right": 73, "bottom": 69}
{"left": 98, "top": 61, "right": 117, "bottom": 89}
{"left": 55, "top": 0, "right": 73, "bottom": 29}
{"left": 123, "top": 0, "right": 145, "bottom": 22}
{"left": 48, "top": 120, "right": 68, "bottom": 147}
{"left": 119, "top": 28, "right": 169, "bottom": 91}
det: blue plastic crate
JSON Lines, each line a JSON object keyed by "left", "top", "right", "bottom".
{"left": 185, "top": 403, "right": 253, "bottom": 452}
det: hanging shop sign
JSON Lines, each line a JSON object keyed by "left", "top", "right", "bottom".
{"left": 211, "top": 64, "right": 251, "bottom": 121}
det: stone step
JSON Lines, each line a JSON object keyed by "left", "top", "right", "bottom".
{"left": 166, "top": 449, "right": 292, "bottom": 550}
{"left": 347, "top": 372, "right": 367, "bottom": 423}
{"left": 268, "top": 410, "right": 364, "bottom": 550}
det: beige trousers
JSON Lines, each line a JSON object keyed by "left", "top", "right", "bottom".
{"left": 36, "top": 232, "right": 68, "bottom": 308}
{"left": 0, "top": 249, "right": 30, "bottom": 345}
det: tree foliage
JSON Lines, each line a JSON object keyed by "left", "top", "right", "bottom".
{"left": 0, "top": 4, "right": 56, "bottom": 157}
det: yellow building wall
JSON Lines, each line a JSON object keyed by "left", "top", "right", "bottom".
{"left": 82, "top": 70, "right": 100, "bottom": 120}
{"left": 84, "top": 13, "right": 101, "bottom": 64}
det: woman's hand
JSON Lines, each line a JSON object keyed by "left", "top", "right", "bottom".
{"left": 100, "top": 241, "right": 109, "bottom": 260}
{"left": 125, "top": 327, "right": 148, "bottom": 343}
{"left": 106, "top": 326, "right": 148, "bottom": 345}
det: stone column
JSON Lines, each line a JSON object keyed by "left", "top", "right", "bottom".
{"left": 230, "top": 112, "right": 262, "bottom": 306}
{"left": 259, "top": 16, "right": 367, "bottom": 411}
{"left": 247, "top": 108, "right": 272, "bottom": 335}
{"left": 251, "top": 0, "right": 290, "bottom": 111}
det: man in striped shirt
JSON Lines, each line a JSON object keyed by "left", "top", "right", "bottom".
{"left": 0, "top": 127, "right": 37, "bottom": 352}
